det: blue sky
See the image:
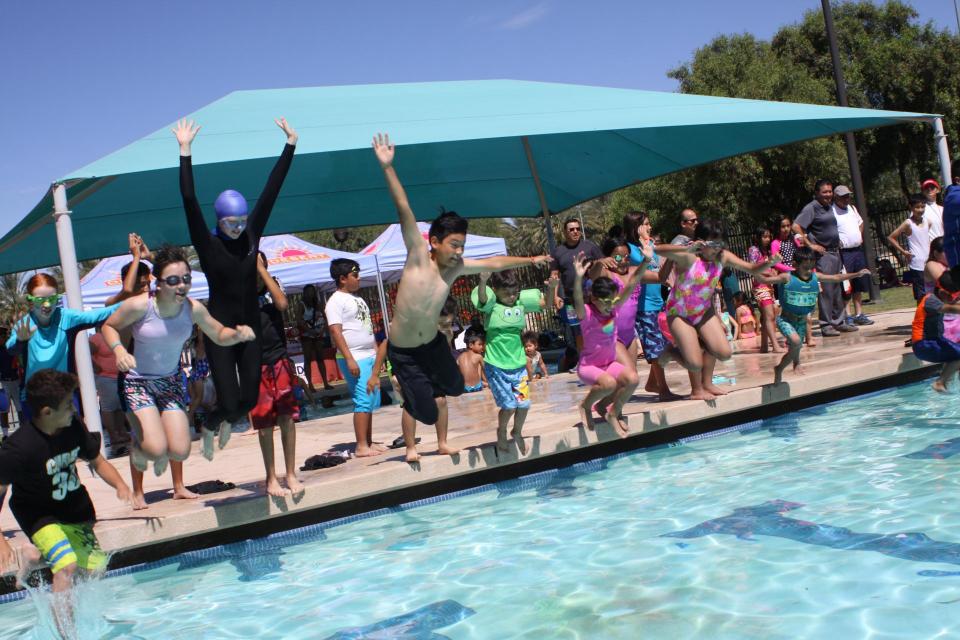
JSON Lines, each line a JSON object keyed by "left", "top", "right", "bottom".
{"left": 1, "top": 0, "right": 955, "bottom": 238}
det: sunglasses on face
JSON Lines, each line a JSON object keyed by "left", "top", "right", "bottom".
{"left": 27, "top": 293, "right": 60, "bottom": 306}
{"left": 683, "top": 218, "right": 699, "bottom": 224}
{"left": 566, "top": 227, "right": 582, "bottom": 233}
{"left": 161, "top": 274, "right": 192, "bottom": 287}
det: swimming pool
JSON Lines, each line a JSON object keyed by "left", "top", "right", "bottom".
{"left": 3, "top": 379, "right": 959, "bottom": 638}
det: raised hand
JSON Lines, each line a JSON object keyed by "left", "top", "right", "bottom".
{"left": 14, "top": 316, "right": 35, "bottom": 342}
{"left": 172, "top": 119, "right": 201, "bottom": 152}
{"left": 573, "top": 252, "right": 590, "bottom": 278}
{"left": 128, "top": 233, "right": 139, "bottom": 256}
{"left": 372, "top": 133, "right": 395, "bottom": 168}
{"left": 275, "top": 117, "right": 298, "bottom": 145}
{"left": 139, "top": 237, "right": 152, "bottom": 261}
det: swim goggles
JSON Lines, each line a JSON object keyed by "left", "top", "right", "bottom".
{"left": 613, "top": 254, "right": 626, "bottom": 263}
{"left": 161, "top": 274, "right": 192, "bottom": 286}
{"left": 219, "top": 216, "right": 248, "bottom": 232}
{"left": 26, "top": 293, "right": 60, "bottom": 306}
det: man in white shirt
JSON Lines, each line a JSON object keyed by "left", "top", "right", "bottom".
{"left": 923, "top": 179, "right": 944, "bottom": 240}
{"left": 833, "top": 185, "right": 874, "bottom": 326}
{"left": 326, "top": 259, "right": 388, "bottom": 457}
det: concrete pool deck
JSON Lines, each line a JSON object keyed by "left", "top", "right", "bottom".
{"left": 0, "top": 308, "right": 936, "bottom": 580}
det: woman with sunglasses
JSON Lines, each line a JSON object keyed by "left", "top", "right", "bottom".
{"left": 173, "top": 117, "right": 297, "bottom": 456}
{"left": 5, "top": 274, "right": 120, "bottom": 419}
{"left": 101, "top": 246, "right": 255, "bottom": 475}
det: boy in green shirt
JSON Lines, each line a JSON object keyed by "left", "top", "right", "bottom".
{"left": 473, "top": 270, "right": 559, "bottom": 453}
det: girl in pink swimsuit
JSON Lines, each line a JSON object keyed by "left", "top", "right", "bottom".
{"left": 748, "top": 226, "right": 783, "bottom": 354}
{"left": 571, "top": 246, "right": 651, "bottom": 437}
{"left": 658, "top": 219, "right": 781, "bottom": 401}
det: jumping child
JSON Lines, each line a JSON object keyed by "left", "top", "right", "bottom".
{"left": 571, "top": 245, "right": 651, "bottom": 437}
{"left": 0, "top": 370, "right": 133, "bottom": 639}
{"left": 372, "top": 133, "right": 550, "bottom": 463}
{"left": 656, "top": 219, "right": 781, "bottom": 400}
{"left": 473, "top": 270, "right": 559, "bottom": 452}
{"left": 757, "top": 246, "right": 869, "bottom": 384}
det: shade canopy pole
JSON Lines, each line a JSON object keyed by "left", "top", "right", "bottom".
{"left": 53, "top": 183, "right": 103, "bottom": 449}
{"left": 373, "top": 256, "right": 391, "bottom": 338}
{"left": 933, "top": 117, "right": 952, "bottom": 188}
{"left": 522, "top": 136, "right": 557, "bottom": 252}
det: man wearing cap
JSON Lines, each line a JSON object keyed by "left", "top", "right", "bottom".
{"left": 794, "top": 179, "right": 856, "bottom": 336}
{"left": 833, "top": 185, "right": 874, "bottom": 326}
{"left": 922, "top": 179, "right": 944, "bottom": 240}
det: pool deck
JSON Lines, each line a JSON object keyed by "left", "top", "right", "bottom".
{"left": 0, "top": 307, "right": 935, "bottom": 579}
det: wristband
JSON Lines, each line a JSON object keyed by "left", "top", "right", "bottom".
{"left": 109, "top": 342, "right": 122, "bottom": 350}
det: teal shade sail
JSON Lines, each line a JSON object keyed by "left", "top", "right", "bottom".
{"left": 0, "top": 79, "right": 933, "bottom": 274}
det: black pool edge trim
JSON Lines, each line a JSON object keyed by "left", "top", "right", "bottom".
{"left": 0, "top": 365, "right": 936, "bottom": 597}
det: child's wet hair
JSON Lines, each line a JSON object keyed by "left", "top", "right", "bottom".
{"left": 151, "top": 244, "right": 191, "bottom": 279}
{"left": 488, "top": 270, "right": 519, "bottom": 291}
{"left": 694, "top": 218, "right": 725, "bottom": 242}
{"left": 429, "top": 211, "right": 468, "bottom": 243}
{"left": 591, "top": 276, "right": 619, "bottom": 299}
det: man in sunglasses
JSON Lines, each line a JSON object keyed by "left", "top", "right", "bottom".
{"left": 549, "top": 218, "right": 604, "bottom": 370}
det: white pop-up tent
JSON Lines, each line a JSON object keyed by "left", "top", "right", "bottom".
{"left": 360, "top": 222, "right": 507, "bottom": 283}
{"left": 258, "top": 234, "right": 382, "bottom": 291}
{"left": 80, "top": 254, "right": 210, "bottom": 307}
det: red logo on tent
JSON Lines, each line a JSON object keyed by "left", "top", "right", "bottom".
{"left": 268, "top": 246, "right": 329, "bottom": 264}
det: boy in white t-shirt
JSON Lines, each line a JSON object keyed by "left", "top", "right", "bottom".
{"left": 326, "top": 259, "right": 387, "bottom": 457}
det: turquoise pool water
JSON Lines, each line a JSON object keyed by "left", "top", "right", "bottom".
{"left": 3, "top": 379, "right": 960, "bottom": 639}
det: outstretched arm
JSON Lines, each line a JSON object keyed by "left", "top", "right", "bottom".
{"left": 723, "top": 250, "right": 781, "bottom": 277}
{"left": 257, "top": 255, "right": 288, "bottom": 311}
{"left": 818, "top": 268, "right": 871, "bottom": 283}
{"left": 372, "top": 133, "right": 425, "bottom": 259}
{"left": 106, "top": 233, "right": 147, "bottom": 306}
{"left": 461, "top": 254, "right": 551, "bottom": 275}
{"left": 571, "top": 253, "right": 589, "bottom": 321}
{"left": 191, "top": 299, "right": 256, "bottom": 346}
{"left": 248, "top": 118, "right": 298, "bottom": 241}
{"left": 754, "top": 271, "right": 791, "bottom": 286}
{"left": 174, "top": 119, "right": 211, "bottom": 253}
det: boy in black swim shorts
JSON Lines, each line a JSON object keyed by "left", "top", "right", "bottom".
{"left": 372, "top": 133, "right": 551, "bottom": 462}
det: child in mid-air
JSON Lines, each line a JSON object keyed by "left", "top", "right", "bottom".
{"left": 0, "top": 370, "right": 133, "bottom": 638}
{"left": 473, "top": 270, "right": 559, "bottom": 452}
{"left": 757, "top": 246, "right": 870, "bottom": 384}
{"left": 373, "top": 133, "right": 550, "bottom": 463}
{"left": 571, "top": 246, "right": 651, "bottom": 437}
{"left": 911, "top": 271, "right": 960, "bottom": 392}
{"left": 523, "top": 330, "right": 549, "bottom": 380}
{"left": 457, "top": 333, "right": 487, "bottom": 392}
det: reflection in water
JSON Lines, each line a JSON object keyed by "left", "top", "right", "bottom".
{"left": 325, "top": 599, "right": 475, "bottom": 639}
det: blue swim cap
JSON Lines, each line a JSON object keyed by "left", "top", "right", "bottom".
{"left": 214, "top": 189, "right": 248, "bottom": 219}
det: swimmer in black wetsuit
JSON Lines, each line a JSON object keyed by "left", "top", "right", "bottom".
{"left": 173, "top": 117, "right": 297, "bottom": 459}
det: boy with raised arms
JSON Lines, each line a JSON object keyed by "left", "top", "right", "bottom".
{"left": 371, "top": 133, "right": 551, "bottom": 463}
{"left": 0, "top": 369, "right": 133, "bottom": 638}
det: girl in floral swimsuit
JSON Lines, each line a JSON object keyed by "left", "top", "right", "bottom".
{"left": 657, "top": 219, "right": 781, "bottom": 401}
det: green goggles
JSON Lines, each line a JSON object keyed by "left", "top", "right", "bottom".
{"left": 26, "top": 293, "right": 61, "bottom": 306}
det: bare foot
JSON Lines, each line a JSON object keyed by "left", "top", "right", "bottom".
{"left": 265, "top": 477, "right": 287, "bottom": 498}
{"left": 405, "top": 447, "right": 421, "bottom": 463}
{"left": 644, "top": 378, "right": 659, "bottom": 393}
{"left": 369, "top": 442, "right": 388, "bottom": 452}
{"left": 793, "top": 364, "right": 806, "bottom": 376}
{"left": 130, "top": 444, "right": 148, "bottom": 472}
{"left": 702, "top": 384, "right": 728, "bottom": 396}
{"left": 933, "top": 380, "right": 948, "bottom": 393}
{"left": 217, "top": 422, "right": 232, "bottom": 450}
{"left": 285, "top": 475, "right": 305, "bottom": 497}
{"left": 153, "top": 455, "right": 169, "bottom": 477}
{"left": 355, "top": 446, "right": 383, "bottom": 458}
{"left": 437, "top": 444, "right": 460, "bottom": 456}
{"left": 806, "top": 341, "right": 817, "bottom": 349}
{"left": 606, "top": 410, "right": 629, "bottom": 438}
{"left": 173, "top": 486, "right": 200, "bottom": 500}
{"left": 688, "top": 390, "right": 716, "bottom": 401}
{"left": 202, "top": 429, "right": 216, "bottom": 461}
{"left": 773, "top": 363, "right": 787, "bottom": 385}
{"left": 496, "top": 431, "right": 510, "bottom": 453}
{"left": 594, "top": 400, "right": 611, "bottom": 423}
{"left": 131, "top": 492, "right": 148, "bottom": 511}
{"left": 579, "top": 403, "right": 596, "bottom": 430}
{"left": 657, "top": 391, "right": 685, "bottom": 402}
{"left": 512, "top": 429, "right": 528, "bottom": 455}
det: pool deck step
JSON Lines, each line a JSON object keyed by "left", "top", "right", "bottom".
{"left": 0, "top": 308, "right": 932, "bottom": 581}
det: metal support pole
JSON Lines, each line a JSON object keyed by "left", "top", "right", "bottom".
{"left": 522, "top": 136, "right": 557, "bottom": 252}
{"left": 373, "top": 256, "right": 391, "bottom": 339}
{"left": 822, "top": 0, "right": 881, "bottom": 301}
{"left": 933, "top": 117, "right": 953, "bottom": 188}
{"left": 52, "top": 183, "right": 104, "bottom": 448}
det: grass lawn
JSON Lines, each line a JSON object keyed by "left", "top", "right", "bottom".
{"left": 861, "top": 285, "right": 916, "bottom": 314}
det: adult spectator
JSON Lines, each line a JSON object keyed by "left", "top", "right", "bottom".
{"left": 793, "top": 179, "right": 857, "bottom": 336}
{"left": 550, "top": 217, "right": 603, "bottom": 369}
{"left": 0, "top": 327, "right": 21, "bottom": 438}
{"left": 922, "top": 179, "right": 944, "bottom": 240}
{"left": 297, "top": 284, "right": 333, "bottom": 392}
{"left": 671, "top": 208, "right": 699, "bottom": 246}
{"left": 832, "top": 185, "right": 874, "bottom": 326}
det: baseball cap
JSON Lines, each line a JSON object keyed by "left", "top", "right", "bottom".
{"left": 834, "top": 185, "right": 852, "bottom": 197}
{"left": 922, "top": 179, "right": 940, "bottom": 190}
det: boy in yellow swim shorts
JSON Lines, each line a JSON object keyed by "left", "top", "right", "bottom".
{"left": 0, "top": 369, "right": 132, "bottom": 636}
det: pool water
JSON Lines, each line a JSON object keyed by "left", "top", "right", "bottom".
{"left": 4, "top": 379, "right": 960, "bottom": 639}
